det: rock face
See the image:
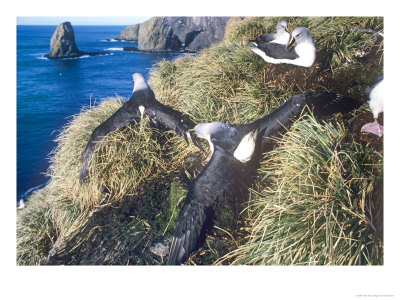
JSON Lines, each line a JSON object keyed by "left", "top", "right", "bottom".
{"left": 165, "top": 17, "right": 230, "bottom": 52}
{"left": 45, "top": 22, "right": 83, "bottom": 59}
{"left": 138, "top": 17, "right": 182, "bottom": 51}
{"left": 122, "top": 17, "right": 230, "bottom": 52}
{"left": 115, "top": 24, "right": 140, "bottom": 41}
{"left": 45, "top": 22, "right": 105, "bottom": 59}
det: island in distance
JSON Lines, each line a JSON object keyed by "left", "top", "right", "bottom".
{"left": 45, "top": 22, "right": 107, "bottom": 59}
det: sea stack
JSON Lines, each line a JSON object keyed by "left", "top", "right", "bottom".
{"left": 45, "top": 22, "right": 83, "bottom": 59}
{"left": 45, "top": 22, "right": 105, "bottom": 59}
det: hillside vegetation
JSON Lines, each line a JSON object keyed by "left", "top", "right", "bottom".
{"left": 17, "top": 17, "right": 383, "bottom": 265}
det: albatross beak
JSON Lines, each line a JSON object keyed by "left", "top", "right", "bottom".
{"left": 188, "top": 130, "right": 207, "bottom": 154}
{"left": 285, "top": 26, "right": 290, "bottom": 33}
{"left": 286, "top": 35, "right": 295, "bottom": 50}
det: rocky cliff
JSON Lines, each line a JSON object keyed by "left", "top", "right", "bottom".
{"left": 45, "top": 22, "right": 105, "bottom": 59}
{"left": 138, "top": 17, "right": 182, "bottom": 51}
{"left": 115, "top": 24, "right": 140, "bottom": 41}
{"left": 164, "top": 17, "right": 230, "bottom": 51}
{"left": 118, "top": 17, "right": 231, "bottom": 52}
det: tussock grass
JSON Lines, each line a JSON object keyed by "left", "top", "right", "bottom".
{"left": 150, "top": 42, "right": 291, "bottom": 126}
{"left": 17, "top": 97, "right": 199, "bottom": 264}
{"left": 47, "top": 96, "right": 193, "bottom": 210}
{"left": 17, "top": 189, "right": 55, "bottom": 265}
{"left": 228, "top": 16, "right": 383, "bottom": 68}
{"left": 16, "top": 186, "right": 88, "bottom": 265}
{"left": 219, "top": 115, "right": 383, "bottom": 265}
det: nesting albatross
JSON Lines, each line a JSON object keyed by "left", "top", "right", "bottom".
{"left": 79, "top": 73, "right": 204, "bottom": 182}
{"left": 250, "top": 21, "right": 290, "bottom": 46}
{"left": 248, "top": 27, "right": 316, "bottom": 67}
{"left": 167, "top": 91, "right": 360, "bottom": 265}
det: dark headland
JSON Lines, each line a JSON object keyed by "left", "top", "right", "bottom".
{"left": 117, "top": 17, "right": 232, "bottom": 53}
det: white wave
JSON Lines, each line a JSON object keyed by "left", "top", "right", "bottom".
{"left": 18, "top": 180, "right": 51, "bottom": 209}
{"left": 105, "top": 47, "right": 123, "bottom": 51}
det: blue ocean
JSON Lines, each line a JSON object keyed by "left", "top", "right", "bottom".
{"left": 17, "top": 25, "right": 186, "bottom": 201}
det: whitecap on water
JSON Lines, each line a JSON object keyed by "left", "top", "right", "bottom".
{"left": 105, "top": 47, "right": 123, "bottom": 51}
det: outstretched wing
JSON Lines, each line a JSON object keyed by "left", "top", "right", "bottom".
{"left": 167, "top": 151, "right": 239, "bottom": 265}
{"left": 167, "top": 198, "right": 210, "bottom": 265}
{"left": 79, "top": 98, "right": 141, "bottom": 181}
{"left": 249, "top": 91, "right": 360, "bottom": 152}
{"left": 80, "top": 77, "right": 204, "bottom": 182}
{"left": 143, "top": 101, "right": 204, "bottom": 151}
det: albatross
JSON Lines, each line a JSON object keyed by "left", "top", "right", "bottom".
{"left": 167, "top": 91, "right": 360, "bottom": 265}
{"left": 167, "top": 125, "right": 261, "bottom": 265}
{"left": 250, "top": 21, "right": 290, "bottom": 46}
{"left": 79, "top": 73, "right": 204, "bottom": 182}
{"left": 361, "top": 74, "right": 384, "bottom": 137}
{"left": 248, "top": 27, "right": 316, "bottom": 67}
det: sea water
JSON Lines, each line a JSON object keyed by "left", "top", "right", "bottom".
{"left": 17, "top": 25, "right": 186, "bottom": 201}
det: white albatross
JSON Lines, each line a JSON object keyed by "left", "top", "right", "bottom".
{"left": 250, "top": 21, "right": 290, "bottom": 46}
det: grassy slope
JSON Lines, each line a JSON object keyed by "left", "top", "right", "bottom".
{"left": 17, "top": 17, "right": 383, "bottom": 265}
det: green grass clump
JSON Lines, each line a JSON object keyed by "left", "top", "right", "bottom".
{"left": 220, "top": 115, "right": 383, "bottom": 265}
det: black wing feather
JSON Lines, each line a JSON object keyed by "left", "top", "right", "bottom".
{"left": 248, "top": 91, "right": 360, "bottom": 152}
{"left": 167, "top": 152, "right": 240, "bottom": 265}
{"left": 257, "top": 42, "right": 299, "bottom": 60}
{"left": 253, "top": 33, "right": 276, "bottom": 44}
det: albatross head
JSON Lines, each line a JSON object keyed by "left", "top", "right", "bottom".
{"left": 277, "top": 21, "right": 289, "bottom": 34}
{"left": 193, "top": 122, "right": 231, "bottom": 156}
{"left": 286, "top": 27, "right": 314, "bottom": 49}
{"left": 132, "top": 73, "right": 150, "bottom": 93}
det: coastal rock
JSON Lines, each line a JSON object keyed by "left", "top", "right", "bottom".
{"left": 45, "top": 22, "right": 83, "bottom": 58}
{"left": 45, "top": 22, "right": 105, "bottom": 59}
{"left": 115, "top": 24, "right": 140, "bottom": 41}
{"left": 138, "top": 17, "right": 182, "bottom": 51}
{"left": 165, "top": 17, "right": 230, "bottom": 52}
{"left": 132, "top": 17, "right": 230, "bottom": 52}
